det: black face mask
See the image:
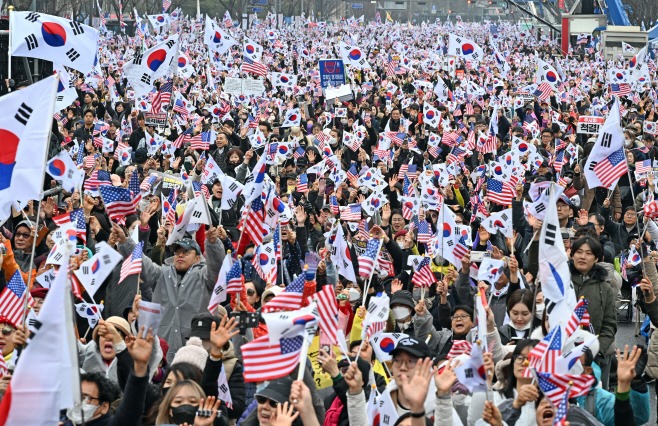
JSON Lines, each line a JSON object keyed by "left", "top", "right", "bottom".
{"left": 171, "top": 404, "right": 198, "bottom": 425}
{"left": 162, "top": 386, "right": 170, "bottom": 397}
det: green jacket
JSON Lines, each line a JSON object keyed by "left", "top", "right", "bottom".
{"left": 570, "top": 260, "right": 617, "bottom": 357}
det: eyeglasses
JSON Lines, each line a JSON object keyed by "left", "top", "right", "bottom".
{"left": 513, "top": 355, "right": 529, "bottom": 365}
{"left": 174, "top": 248, "right": 192, "bottom": 256}
{"left": 451, "top": 314, "right": 471, "bottom": 321}
{"left": 392, "top": 357, "right": 418, "bottom": 368}
{"left": 246, "top": 289, "right": 256, "bottom": 296}
{"left": 255, "top": 396, "right": 279, "bottom": 407}
{"left": 556, "top": 204, "right": 570, "bottom": 209}
{"left": 82, "top": 395, "right": 100, "bottom": 404}
{"left": 14, "top": 232, "right": 31, "bottom": 240}
{"left": 1, "top": 327, "right": 14, "bottom": 336}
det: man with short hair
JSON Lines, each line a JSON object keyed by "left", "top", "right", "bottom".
{"left": 114, "top": 224, "right": 227, "bottom": 361}
{"left": 74, "top": 110, "right": 96, "bottom": 143}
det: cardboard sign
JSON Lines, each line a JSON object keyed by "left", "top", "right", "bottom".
{"left": 455, "top": 69, "right": 465, "bottom": 80}
{"left": 577, "top": 116, "right": 604, "bottom": 135}
{"left": 145, "top": 112, "right": 167, "bottom": 127}
{"left": 223, "top": 77, "right": 266, "bottom": 96}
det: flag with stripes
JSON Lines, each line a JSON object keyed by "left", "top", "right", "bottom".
{"left": 242, "top": 57, "right": 268, "bottom": 76}
{"left": 52, "top": 208, "right": 87, "bottom": 244}
{"left": 128, "top": 168, "right": 142, "bottom": 205}
{"left": 636, "top": 159, "right": 651, "bottom": 174}
{"left": 486, "top": 178, "right": 514, "bottom": 205}
{"left": 151, "top": 81, "right": 173, "bottom": 112}
{"left": 524, "top": 325, "right": 561, "bottom": 377}
{"left": 358, "top": 239, "right": 381, "bottom": 277}
{"left": 565, "top": 298, "right": 590, "bottom": 336}
{"left": 99, "top": 185, "right": 138, "bottom": 221}
{"left": 0, "top": 271, "right": 32, "bottom": 326}
{"left": 417, "top": 220, "right": 433, "bottom": 244}
{"left": 262, "top": 274, "right": 305, "bottom": 313}
{"left": 225, "top": 259, "right": 244, "bottom": 293}
{"left": 340, "top": 204, "right": 362, "bottom": 221}
{"left": 536, "top": 372, "right": 595, "bottom": 408}
{"left": 610, "top": 83, "right": 631, "bottom": 96}
{"left": 241, "top": 334, "right": 304, "bottom": 382}
{"left": 410, "top": 257, "right": 435, "bottom": 287}
{"left": 119, "top": 241, "right": 143, "bottom": 283}
{"left": 592, "top": 148, "right": 628, "bottom": 188}
{"left": 244, "top": 196, "right": 266, "bottom": 245}
{"left": 312, "top": 285, "right": 338, "bottom": 345}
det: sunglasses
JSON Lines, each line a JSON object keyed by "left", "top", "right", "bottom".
{"left": 246, "top": 289, "right": 256, "bottom": 296}
{"left": 14, "top": 232, "right": 31, "bottom": 240}
{"left": 255, "top": 396, "right": 279, "bottom": 407}
{"left": 2, "top": 327, "right": 14, "bottom": 336}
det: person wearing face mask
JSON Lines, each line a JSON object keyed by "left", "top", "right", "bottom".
{"left": 389, "top": 290, "right": 442, "bottom": 352}
{"left": 155, "top": 380, "right": 225, "bottom": 426}
{"left": 224, "top": 148, "right": 246, "bottom": 179}
{"left": 497, "top": 290, "right": 537, "bottom": 347}
{"left": 65, "top": 326, "right": 155, "bottom": 426}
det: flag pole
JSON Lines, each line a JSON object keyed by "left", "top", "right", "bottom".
{"left": 7, "top": 6, "right": 12, "bottom": 83}
{"left": 20, "top": 73, "right": 59, "bottom": 326}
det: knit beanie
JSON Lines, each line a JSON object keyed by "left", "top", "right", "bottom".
{"left": 171, "top": 337, "right": 208, "bottom": 371}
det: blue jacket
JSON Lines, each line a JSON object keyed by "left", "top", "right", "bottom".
{"left": 576, "top": 363, "right": 650, "bottom": 426}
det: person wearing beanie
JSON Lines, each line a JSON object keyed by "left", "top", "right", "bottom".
{"left": 171, "top": 337, "right": 208, "bottom": 371}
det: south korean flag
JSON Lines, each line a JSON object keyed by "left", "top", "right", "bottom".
{"left": 204, "top": 15, "right": 237, "bottom": 55}
{"left": 282, "top": 108, "right": 301, "bottom": 127}
{"left": 11, "top": 12, "right": 100, "bottom": 73}
{"left": 122, "top": 34, "right": 180, "bottom": 99}
{"left": 339, "top": 41, "right": 371, "bottom": 69}
{"left": 271, "top": 72, "right": 298, "bottom": 89}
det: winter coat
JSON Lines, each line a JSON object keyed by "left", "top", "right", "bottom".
{"left": 454, "top": 271, "right": 521, "bottom": 329}
{"left": 77, "top": 338, "right": 162, "bottom": 386}
{"left": 203, "top": 342, "right": 246, "bottom": 422}
{"left": 569, "top": 261, "right": 617, "bottom": 358}
{"left": 117, "top": 236, "right": 225, "bottom": 362}
{"left": 640, "top": 257, "right": 658, "bottom": 379}
{"left": 573, "top": 172, "right": 622, "bottom": 219}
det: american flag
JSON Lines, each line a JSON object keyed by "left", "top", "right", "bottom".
{"left": 553, "top": 150, "right": 567, "bottom": 173}
{"left": 294, "top": 147, "right": 305, "bottom": 160}
{"left": 247, "top": 114, "right": 259, "bottom": 129}
{"left": 191, "top": 181, "right": 210, "bottom": 200}
{"left": 525, "top": 325, "right": 562, "bottom": 376}
{"left": 533, "top": 82, "right": 553, "bottom": 101}
{"left": 314, "top": 285, "right": 338, "bottom": 345}
{"left": 565, "top": 298, "right": 590, "bottom": 336}
{"left": 225, "top": 259, "right": 244, "bottom": 293}
{"left": 140, "top": 174, "right": 158, "bottom": 193}
{"left": 344, "top": 164, "right": 358, "bottom": 182}
{"left": 84, "top": 169, "right": 112, "bottom": 191}
{"left": 296, "top": 174, "right": 308, "bottom": 193}
{"left": 621, "top": 252, "right": 628, "bottom": 280}
{"left": 417, "top": 221, "right": 433, "bottom": 244}
{"left": 105, "top": 76, "right": 115, "bottom": 87}
{"left": 99, "top": 186, "right": 138, "bottom": 221}
{"left": 636, "top": 159, "right": 652, "bottom": 174}
{"left": 241, "top": 334, "right": 304, "bottom": 382}
{"left": 242, "top": 57, "right": 268, "bottom": 76}
{"left": 162, "top": 0, "right": 171, "bottom": 11}
{"left": 366, "top": 321, "right": 386, "bottom": 339}
{"left": 453, "top": 235, "right": 470, "bottom": 260}
{"left": 119, "top": 241, "right": 143, "bottom": 283}
{"left": 244, "top": 196, "right": 265, "bottom": 245}
{"left": 340, "top": 204, "right": 362, "bottom": 221}
{"left": 358, "top": 238, "right": 381, "bottom": 277}
{"left": 387, "top": 132, "right": 406, "bottom": 146}
{"left": 85, "top": 156, "right": 96, "bottom": 169}
{"left": 163, "top": 189, "right": 178, "bottom": 223}
{"left": 411, "top": 257, "right": 435, "bottom": 287}
{"left": 358, "top": 219, "right": 369, "bottom": 240}
{"left": 53, "top": 208, "right": 87, "bottom": 244}
{"left": 151, "top": 81, "right": 174, "bottom": 112}
{"left": 263, "top": 274, "right": 305, "bottom": 312}
{"left": 0, "top": 271, "right": 31, "bottom": 326}
{"left": 173, "top": 98, "right": 190, "bottom": 119}
{"left": 191, "top": 132, "right": 211, "bottom": 151}
{"left": 610, "top": 83, "right": 632, "bottom": 96}
{"left": 447, "top": 146, "right": 466, "bottom": 164}
{"left": 173, "top": 126, "right": 194, "bottom": 149}
{"left": 128, "top": 169, "right": 142, "bottom": 205}
{"left": 386, "top": 54, "right": 397, "bottom": 77}
{"left": 593, "top": 148, "right": 628, "bottom": 188}
{"left": 486, "top": 178, "right": 514, "bottom": 205}
{"left": 536, "top": 372, "right": 594, "bottom": 409}
{"left": 398, "top": 164, "right": 417, "bottom": 181}
{"left": 330, "top": 196, "right": 340, "bottom": 215}
{"left": 447, "top": 340, "right": 473, "bottom": 358}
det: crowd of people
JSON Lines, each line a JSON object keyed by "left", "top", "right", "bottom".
{"left": 1, "top": 9, "right": 658, "bottom": 426}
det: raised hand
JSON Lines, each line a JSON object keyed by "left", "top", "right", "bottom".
{"left": 617, "top": 345, "right": 641, "bottom": 392}
{"left": 209, "top": 316, "right": 239, "bottom": 357}
{"left": 270, "top": 402, "right": 299, "bottom": 426}
{"left": 126, "top": 326, "right": 154, "bottom": 376}
{"left": 435, "top": 362, "right": 457, "bottom": 396}
{"left": 397, "top": 358, "right": 433, "bottom": 412}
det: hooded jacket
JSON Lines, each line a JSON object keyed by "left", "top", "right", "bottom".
{"left": 117, "top": 236, "right": 225, "bottom": 362}
{"left": 569, "top": 261, "right": 617, "bottom": 357}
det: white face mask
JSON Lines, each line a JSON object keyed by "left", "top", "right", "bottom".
{"left": 625, "top": 139, "right": 632, "bottom": 147}
{"left": 535, "top": 303, "right": 545, "bottom": 320}
{"left": 328, "top": 137, "right": 337, "bottom": 145}
{"left": 397, "top": 241, "right": 405, "bottom": 249}
{"left": 67, "top": 402, "right": 99, "bottom": 425}
{"left": 392, "top": 306, "right": 411, "bottom": 321}
{"left": 139, "top": 198, "right": 149, "bottom": 211}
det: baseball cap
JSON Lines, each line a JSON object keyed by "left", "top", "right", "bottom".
{"left": 557, "top": 194, "right": 571, "bottom": 205}
{"left": 170, "top": 238, "right": 201, "bottom": 254}
{"left": 255, "top": 377, "right": 293, "bottom": 405}
{"left": 389, "top": 337, "right": 433, "bottom": 359}
{"left": 187, "top": 312, "right": 221, "bottom": 340}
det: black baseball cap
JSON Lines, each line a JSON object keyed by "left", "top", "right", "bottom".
{"left": 171, "top": 238, "right": 201, "bottom": 254}
{"left": 390, "top": 337, "right": 433, "bottom": 359}
{"left": 187, "top": 312, "right": 221, "bottom": 339}
{"left": 254, "top": 377, "right": 293, "bottom": 404}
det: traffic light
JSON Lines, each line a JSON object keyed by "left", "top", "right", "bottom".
{"left": 448, "top": 9, "right": 451, "bottom": 13}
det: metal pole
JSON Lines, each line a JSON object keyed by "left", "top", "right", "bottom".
{"left": 8, "top": 6, "right": 13, "bottom": 84}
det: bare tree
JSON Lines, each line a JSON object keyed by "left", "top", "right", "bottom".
{"left": 624, "top": 0, "right": 658, "bottom": 28}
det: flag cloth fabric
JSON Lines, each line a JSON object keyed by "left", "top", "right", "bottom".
{"left": 99, "top": 185, "right": 138, "bottom": 221}
{"left": 330, "top": 224, "right": 357, "bottom": 282}
{"left": 408, "top": 256, "right": 435, "bottom": 287}
{"left": 358, "top": 238, "right": 382, "bottom": 277}
{"left": 262, "top": 274, "right": 305, "bottom": 313}
{"left": 46, "top": 151, "right": 84, "bottom": 192}
{"left": 241, "top": 334, "right": 305, "bottom": 382}
{"left": 314, "top": 285, "right": 338, "bottom": 345}
{"left": 486, "top": 178, "right": 514, "bottom": 205}
{"left": 122, "top": 35, "right": 180, "bottom": 99}
{"left": 448, "top": 33, "right": 484, "bottom": 62}
{"left": 225, "top": 259, "right": 243, "bottom": 293}
{"left": 73, "top": 241, "right": 122, "bottom": 298}
{"left": 565, "top": 298, "right": 590, "bottom": 336}
{"left": 454, "top": 341, "right": 488, "bottom": 392}
{"left": 52, "top": 208, "right": 87, "bottom": 244}
{"left": 525, "top": 324, "right": 562, "bottom": 376}
{"left": 0, "top": 250, "right": 80, "bottom": 425}
{"left": 584, "top": 98, "right": 627, "bottom": 189}
{"left": 209, "top": 255, "right": 232, "bottom": 312}
{"left": 217, "top": 365, "right": 233, "bottom": 409}
{"left": 11, "top": 12, "right": 99, "bottom": 73}
{"left": 536, "top": 372, "right": 595, "bottom": 408}
{"left": 119, "top": 241, "right": 144, "bottom": 284}
{"left": 0, "top": 271, "right": 31, "bottom": 326}
{"left": 0, "top": 75, "right": 58, "bottom": 222}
